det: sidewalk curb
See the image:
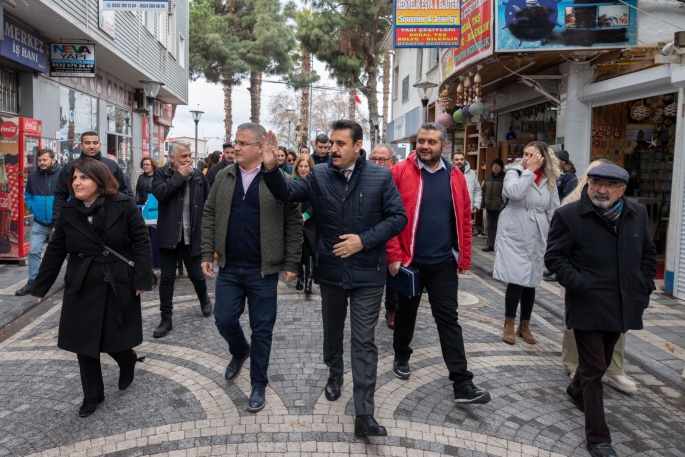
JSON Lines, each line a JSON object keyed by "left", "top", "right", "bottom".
{"left": 471, "top": 257, "right": 685, "bottom": 396}
{"left": 0, "top": 276, "right": 65, "bottom": 331}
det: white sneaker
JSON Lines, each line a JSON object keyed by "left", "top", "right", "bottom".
{"left": 604, "top": 373, "right": 638, "bottom": 394}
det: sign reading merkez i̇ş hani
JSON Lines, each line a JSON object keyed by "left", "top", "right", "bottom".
{"left": 102, "top": 0, "right": 167, "bottom": 11}
{"left": 50, "top": 44, "right": 95, "bottom": 77}
{"left": 394, "top": 0, "right": 462, "bottom": 48}
{"left": 0, "top": 16, "right": 48, "bottom": 73}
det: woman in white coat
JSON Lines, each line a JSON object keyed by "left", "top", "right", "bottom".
{"left": 493, "top": 141, "right": 560, "bottom": 345}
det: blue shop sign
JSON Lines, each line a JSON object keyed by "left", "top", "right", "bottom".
{"left": 0, "top": 16, "right": 48, "bottom": 73}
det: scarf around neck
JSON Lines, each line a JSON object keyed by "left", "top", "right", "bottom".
{"left": 76, "top": 194, "right": 107, "bottom": 241}
{"left": 598, "top": 197, "right": 624, "bottom": 231}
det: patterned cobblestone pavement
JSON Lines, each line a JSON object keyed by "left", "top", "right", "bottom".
{"left": 1, "top": 257, "right": 685, "bottom": 456}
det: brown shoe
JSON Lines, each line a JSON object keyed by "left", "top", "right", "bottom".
{"left": 386, "top": 310, "right": 395, "bottom": 329}
{"left": 517, "top": 319, "right": 536, "bottom": 344}
{"left": 502, "top": 317, "right": 516, "bottom": 344}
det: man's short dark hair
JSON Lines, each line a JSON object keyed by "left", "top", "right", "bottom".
{"left": 315, "top": 134, "right": 329, "bottom": 144}
{"left": 237, "top": 123, "right": 266, "bottom": 142}
{"left": 81, "top": 131, "right": 99, "bottom": 141}
{"left": 37, "top": 148, "right": 55, "bottom": 159}
{"left": 451, "top": 151, "right": 465, "bottom": 159}
{"left": 222, "top": 141, "right": 234, "bottom": 149}
{"left": 300, "top": 146, "right": 310, "bottom": 153}
{"left": 419, "top": 122, "right": 447, "bottom": 144}
{"left": 331, "top": 120, "right": 363, "bottom": 145}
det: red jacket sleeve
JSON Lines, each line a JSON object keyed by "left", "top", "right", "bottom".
{"left": 457, "top": 170, "right": 473, "bottom": 270}
{"left": 386, "top": 164, "right": 404, "bottom": 264}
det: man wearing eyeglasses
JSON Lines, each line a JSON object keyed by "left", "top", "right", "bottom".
{"left": 201, "top": 123, "right": 302, "bottom": 413}
{"left": 545, "top": 163, "right": 657, "bottom": 457}
{"left": 370, "top": 144, "right": 399, "bottom": 329}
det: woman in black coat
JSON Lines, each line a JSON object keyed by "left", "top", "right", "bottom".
{"left": 32, "top": 158, "right": 153, "bottom": 418}
{"left": 293, "top": 155, "right": 316, "bottom": 295}
{"left": 135, "top": 156, "right": 157, "bottom": 205}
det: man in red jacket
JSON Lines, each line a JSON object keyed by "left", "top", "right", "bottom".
{"left": 386, "top": 122, "right": 490, "bottom": 404}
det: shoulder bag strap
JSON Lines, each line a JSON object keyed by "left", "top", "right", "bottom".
{"left": 102, "top": 244, "right": 135, "bottom": 267}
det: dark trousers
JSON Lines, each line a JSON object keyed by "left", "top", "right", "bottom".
{"left": 394, "top": 260, "right": 474, "bottom": 389}
{"left": 505, "top": 284, "right": 535, "bottom": 320}
{"left": 320, "top": 284, "right": 384, "bottom": 415}
{"left": 570, "top": 329, "right": 621, "bottom": 444}
{"left": 77, "top": 350, "right": 136, "bottom": 399}
{"left": 158, "top": 241, "right": 207, "bottom": 319}
{"left": 213, "top": 266, "right": 278, "bottom": 387}
{"left": 485, "top": 209, "right": 500, "bottom": 249}
{"left": 385, "top": 285, "right": 398, "bottom": 312}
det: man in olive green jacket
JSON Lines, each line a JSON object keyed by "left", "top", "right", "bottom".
{"left": 200, "top": 123, "right": 302, "bottom": 412}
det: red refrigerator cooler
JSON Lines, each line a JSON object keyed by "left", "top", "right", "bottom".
{"left": 0, "top": 117, "right": 42, "bottom": 260}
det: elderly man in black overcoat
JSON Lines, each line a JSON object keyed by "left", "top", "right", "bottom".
{"left": 545, "top": 163, "right": 657, "bottom": 457}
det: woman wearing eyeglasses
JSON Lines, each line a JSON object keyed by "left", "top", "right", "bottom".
{"left": 286, "top": 149, "right": 297, "bottom": 166}
{"left": 493, "top": 141, "right": 560, "bottom": 345}
{"left": 135, "top": 157, "right": 158, "bottom": 205}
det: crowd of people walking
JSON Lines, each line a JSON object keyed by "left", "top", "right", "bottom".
{"left": 19, "top": 120, "right": 657, "bottom": 457}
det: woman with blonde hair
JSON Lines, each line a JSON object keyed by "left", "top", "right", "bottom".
{"left": 493, "top": 141, "right": 560, "bottom": 345}
{"left": 559, "top": 159, "right": 636, "bottom": 393}
{"left": 292, "top": 154, "right": 316, "bottom": 294}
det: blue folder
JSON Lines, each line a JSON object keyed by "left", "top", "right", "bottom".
{"left": 387, "top": 266, "right": 420, "bottom": 297}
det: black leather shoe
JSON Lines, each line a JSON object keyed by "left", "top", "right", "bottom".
{"left": 304, "top": 256, "right": 313, "bottom": 295}
{"left": 247, "top": 386, "right": 266, "bottom": 412}
{"left": 481, "top": 247, "right": 494, "bottom": 252}
{"left": 393, "top": 358, "right": 410, "bottom": 379}
{"left": 324, "top": 375, "right": 343, "bottom": 401}
{"left": 566, "top": 384, "right": 585, "bottom": 413}
{"left": 119, "top": 351, "right": 146, "bottom": 391}
{"left": 153, "top": 319, "right": 173, "bottom": 338}
{"left": 79, "top": 394, "right": 104, "bottom": 418}
{"left": 587, "top": 442, "right": 618, "bottom": 457}
{"left": 15, "top": 280, "right": 34, "bottom": 296}
{"left": 354, "top": 415, "right": 387, "bottom": 437}
{"left": 454, "top": 384, "right": 491, "bottom": 404}
{"left": 200, "top": 294, "right": 213, "bottom": 317}
{"left": 225, "top": 352, "right": 250, "bottom": 382}
{"left": 295, "top": 275, "right": 304, "bottom": 290}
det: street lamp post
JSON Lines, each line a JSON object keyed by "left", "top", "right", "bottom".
{"left": 139, "top": 80, "right": 165, "bottom": 163}
{"left": 190, "top": 110, "right": 204, "bottom": 166}
{"left": 371, "top": 114, "right": 383, "bottom": 147}
{"left": 285, "top": 109, "right": 295, "bottom": 149}
{"left": 413, "top": 81, "right": 438, "bottom": 124}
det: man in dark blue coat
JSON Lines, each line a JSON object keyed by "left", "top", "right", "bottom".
{"left": 16, "top": 149, "right": 61, "bottom": 296}
{"left": 261, "top": 120, "right": 407, "bottom": 437}
{"left": 545, "top": 164, "right": 657, "bottom": 457}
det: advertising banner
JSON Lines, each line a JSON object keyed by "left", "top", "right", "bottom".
{"left": 394, "top": 0, "right": 461, "bottom": 48}
{"left": 496, "top": 0, "right": 638, "bottom": 51}
{"left": 50, "top": 43, "right": 96, "bottom": 77}
{"left": 99, "top": 1, "right": 116, "bottom": 39}
{"left": 0, "top": 16, "right": 48, "bottom": 73}
{"left": 102, "top": 0, "right": 167, "bottom": 11}
{"left": 454, "top": 0, "right": 493, "bottom": 74}
{"left": 441, "top": 49, "right": 455, "bottom": 81}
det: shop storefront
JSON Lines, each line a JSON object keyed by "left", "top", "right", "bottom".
{"left": 106, "top": 104, "right": 133, "bottom": 177}
{"left": 59, "top": 86, "right": 98, "bottom": 163}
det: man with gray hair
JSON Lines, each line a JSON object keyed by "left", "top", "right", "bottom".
{"left": 370, "top": 143, "right": 399, "bottom": 329}
{"left": 546, "top": 163, "right": 656, "bottom": 457}
{"left": 151, "top": 140, "right": 212, "bottom": 338}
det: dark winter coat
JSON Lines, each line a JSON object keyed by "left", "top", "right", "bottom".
{"left": 32, "top": 193, "right": 152, "bottom": 358}
{"left": 480, "top": 171, "right": 504, "bottom": 211}
{"left": 545, "top": 188, "right": 658, "bottom": 333}
{"left": 278, "top": 162, "right": 294, "bottom": 175}
{"left": 52, "top": 153, "right": 132, "bottom": 225}
{"left": 313, "top": 154, "right": 332, "bottom": 165}
{"left": 25, "top": 162, "right": 62, "bottom": 226}
{"left": 301, "top": 199, "right": 316, "bottom": 257}
{"left": 557, "top": 170, "right": 578, "bottom": 203}
{"left": 151, "top": 165, "right": 209, "bottom": 257}
{"left": 207, "top": 160, "right": 230, "bottom": 187}
{"left": 262, "top": 150, "right": 407, "bottom": 289}
{"left": 135, "top": 173, "right": 154, "bottom": 205}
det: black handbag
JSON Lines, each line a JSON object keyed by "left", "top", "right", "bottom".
{"left": 103, "top": 244, "right": 158, "bottom": 291}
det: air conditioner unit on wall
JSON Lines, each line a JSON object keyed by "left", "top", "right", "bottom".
{"left": 134, "top": 91, "right": 149, "bottom": 113}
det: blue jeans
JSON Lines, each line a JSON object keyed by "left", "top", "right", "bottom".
{"left": 213, "top": 266, "right": 278, "bottom": 387}
{"left": 28, "top": 222, "right": 53, "bottom": 281}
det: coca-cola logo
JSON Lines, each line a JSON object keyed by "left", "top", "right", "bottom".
{"left": 0, "top": 122, "right": 17, "bottom": 137}
{"left": 23, "top": 121, "right": 38, "bottom": 131}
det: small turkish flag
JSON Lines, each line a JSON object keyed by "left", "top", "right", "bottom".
{"left": 355, "top": 94, "right": 362, "bottom": 104}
